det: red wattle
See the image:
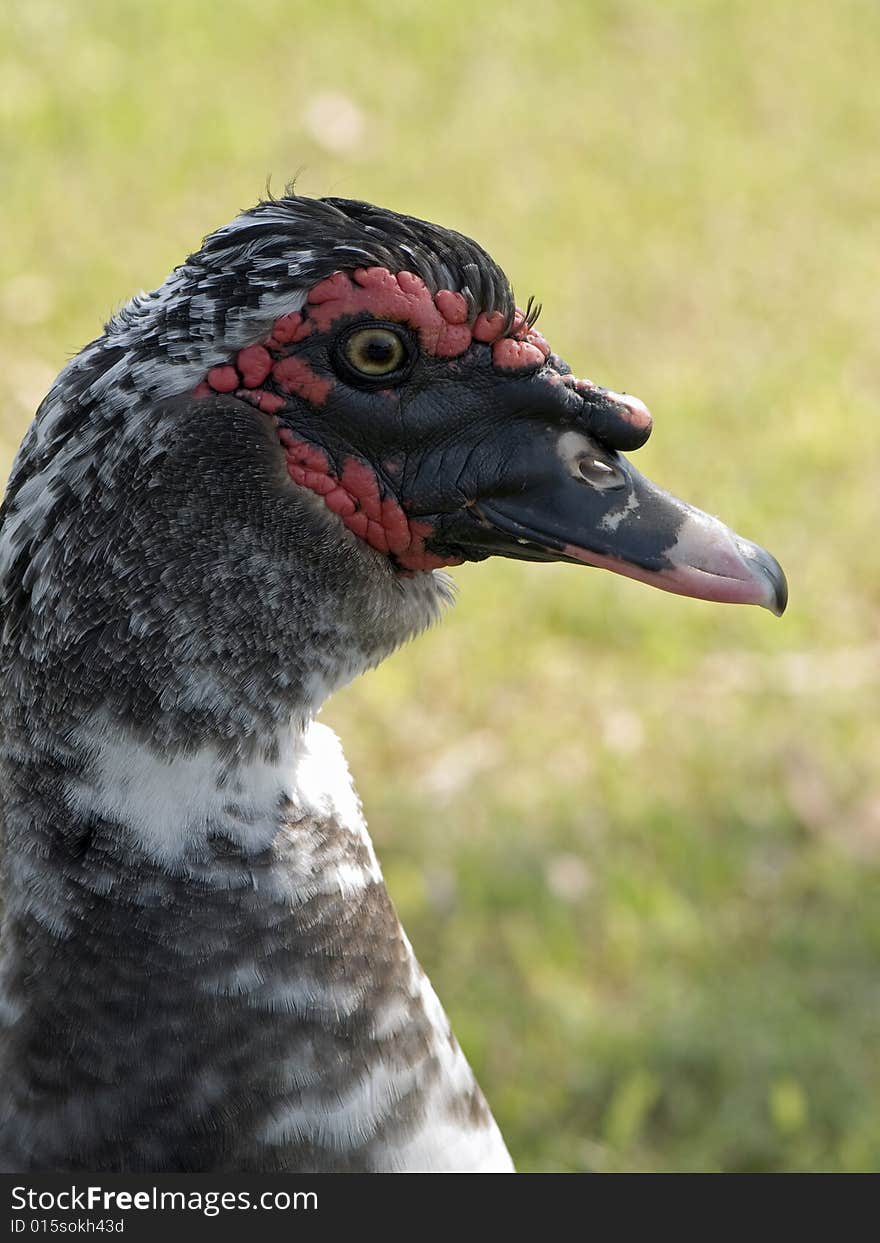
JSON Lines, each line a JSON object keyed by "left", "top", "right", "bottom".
{"left": 278, "top": 435, "right": 462, "bottom": 571}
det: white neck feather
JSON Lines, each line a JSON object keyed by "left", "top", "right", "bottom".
{"left": 63, "top": 714, "right": 373, "bottom": 873}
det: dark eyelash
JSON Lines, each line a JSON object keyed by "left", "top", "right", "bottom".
{"left": 522, "top": 295, "right": 542, "bottom": 330}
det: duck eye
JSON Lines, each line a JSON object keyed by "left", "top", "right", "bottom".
{"left": 341, "top": 326, "right": 408, "bottom": 379}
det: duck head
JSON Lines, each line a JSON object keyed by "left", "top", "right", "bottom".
{"left": 191, "top": 197, "right": 786, "bottom": 615}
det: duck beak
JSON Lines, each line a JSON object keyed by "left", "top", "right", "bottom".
{"left": 556, "top": 495, "right": 788, "bottom": 616}
{"left": 443, "top": 420, "right": 787, "bottom": 616}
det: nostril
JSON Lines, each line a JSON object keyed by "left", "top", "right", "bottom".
{"left": 577, "top": 456, "right": 625, "bottom": 490}
{"left": 579, "top": 457, "right": 612, "bottom": 478}
{"left": 556, "top": 430, "right": 626, "bottom": 489}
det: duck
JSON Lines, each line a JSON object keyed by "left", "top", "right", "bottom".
{"left": 0, "top": 193, "right": 787, "bottom": 1173}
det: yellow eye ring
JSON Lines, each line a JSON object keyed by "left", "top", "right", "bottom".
{"left": 342, "top": 326, "right": 408, "bottom": 378}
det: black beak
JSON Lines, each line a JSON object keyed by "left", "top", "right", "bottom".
{"left": 433, "top": 391, "right": 787, "bottom": 616}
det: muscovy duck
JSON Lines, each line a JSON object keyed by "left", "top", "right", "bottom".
{"left": 0, "top": 194, "right": 786, "bottom": 1173}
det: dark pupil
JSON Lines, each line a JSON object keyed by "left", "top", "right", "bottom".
{"left": 363, "top": 337, "right": 395, "bottom": 364}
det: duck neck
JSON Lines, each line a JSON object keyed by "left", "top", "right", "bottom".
{"left": 0, "top": 701, "right": 511, "bottom": 1173}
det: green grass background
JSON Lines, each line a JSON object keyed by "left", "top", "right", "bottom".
{"left": 2, "top": 0, "right": 878, "bottom": 1171}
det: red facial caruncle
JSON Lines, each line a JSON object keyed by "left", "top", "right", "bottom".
{"left": 192, "top": 266, "right": 560, "bottom": 571}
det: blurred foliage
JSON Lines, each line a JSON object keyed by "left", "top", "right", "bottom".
{"left": 1, "top": 0, "right": 878, "bottom": 1172}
